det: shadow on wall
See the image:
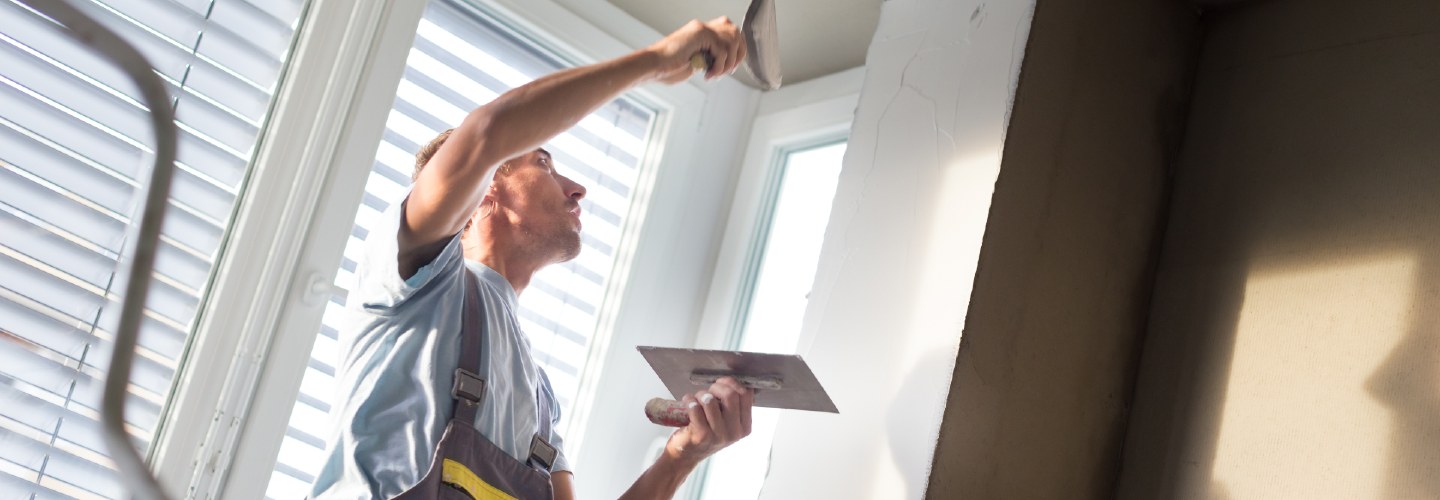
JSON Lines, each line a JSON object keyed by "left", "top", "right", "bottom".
{"left": 1143, "top": 163, "right": 1440, "bottom": 499}
{"left": 887, "top": 350, "right": 955, "bottom": 500}
{"left": 1122, "top": 0, "right": 1440, "bottom": 494}
{"left": 1202, "top": 252, "right": 1425, "bottom": 498}
{"left": 1366, "top": 261, "right": 1440, "bottom": 498}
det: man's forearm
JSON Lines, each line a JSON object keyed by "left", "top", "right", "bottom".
{"left": 463, "top": 49, "right": 660, "bottom": 169}
{"left": 402, "top": 17, "right": 744, "bottom": 258}
{"left": 618, "top": 453, "right": 700, "bottom": 500}
{"left": 401, "top": 48, "right": 661, "bottom": 251}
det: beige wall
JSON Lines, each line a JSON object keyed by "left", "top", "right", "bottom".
{"left": 926, "top": 0, "right": 1200, "bottom": 498}
{"left": 1117, "top": 0, "right": 1440, "bottom": 498}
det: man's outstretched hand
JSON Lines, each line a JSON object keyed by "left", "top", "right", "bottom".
{"left": 664, "top": 376, "right": 754, "bottom": 465}
{"left": 647, "top": 17, "right": 748, "bottom": 84}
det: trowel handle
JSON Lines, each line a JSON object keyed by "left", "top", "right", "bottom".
{"left": 645, "top": 397, "right": 690, "bottom": 427}
{"left": 689, "top": 52, "right": 714, "bottom": 73}
{"left": 645, "top": 374, "right": 781, "bottom": 427}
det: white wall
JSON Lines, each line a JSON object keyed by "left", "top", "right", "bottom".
{"left": 760, "top": 0, "right": 1034, "bottom": 498}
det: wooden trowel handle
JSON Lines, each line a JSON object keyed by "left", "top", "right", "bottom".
{"left": 644, "top": 374, "right": 782, "bottom": 427}
{"left": 689, "top": 53, "right": 710, "bottom": 72}
{"left": 645, "top": 397, "right": 691, "bottom": 427}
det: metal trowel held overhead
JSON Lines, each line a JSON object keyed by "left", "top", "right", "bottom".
{"left": 638, "top": 346, "right": 836, "bottom": 427}
{"left": 742, "top": 0, "right": 782, "bottom": 90}
{"left": 690, "top": 0, "right": 783, "bottom": 90}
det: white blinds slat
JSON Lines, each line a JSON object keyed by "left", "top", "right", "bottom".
{"left": 0, "top": 0, "right": 304, "bottom": 498}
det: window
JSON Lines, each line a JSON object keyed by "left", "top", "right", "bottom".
{"left": 0, "top": 0, "right": 304, "bottom": 498}
{"left": 262, "top": 1, "right": 659, "bottom": 497}
{"left": 697, "top": 141, "right": 846, "bottom": 500}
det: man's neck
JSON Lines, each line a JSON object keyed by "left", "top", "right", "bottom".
{"left": 462, "top": 231, "right": 547, "bottom": 295}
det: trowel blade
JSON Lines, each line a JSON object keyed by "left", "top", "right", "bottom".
{"left": 742, "top": 0, "right": 782, "bottom": 90}
{"left": 638, "top": 346, "right": 837, "bottom": 413}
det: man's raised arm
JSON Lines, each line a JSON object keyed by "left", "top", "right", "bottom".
{"left": 398, "top": 18, "right": 746, "bottom": 276}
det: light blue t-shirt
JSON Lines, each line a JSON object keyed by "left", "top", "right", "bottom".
{"left": 310, "top": 197, "right": 569, "bottom": 499}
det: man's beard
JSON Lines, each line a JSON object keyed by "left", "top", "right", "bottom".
{"left": 553, "top": 230, "right": 582, "bottom": 262}
{"left": 521, "top": 221, "right": 582, "bottom": 263}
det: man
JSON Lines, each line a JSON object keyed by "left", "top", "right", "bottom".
{"left": 310, "top": 17, "right": 754, "bottom": 500}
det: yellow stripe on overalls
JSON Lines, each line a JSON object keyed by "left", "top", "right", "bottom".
{"left": 441, "top": 459, "right": 518, "bottom": 500}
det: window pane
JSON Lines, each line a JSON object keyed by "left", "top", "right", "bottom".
{"left": 263, "top": 2, "right": 658, "bottom": 497}
{"left": 0, "top": 1, "right": 305, "bottom": 498}
{"left": 700, "top": 141, "right": 847, "bottom": 500}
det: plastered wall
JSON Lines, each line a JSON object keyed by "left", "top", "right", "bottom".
{"left": 926, "top": 0, "right": 1200, "bottom": 498}
{"left": 757, "top": 0, "right": 1036, "bottom": 498}
{"left": 1117, "top": 0, "right": 1440, "bottom": 498}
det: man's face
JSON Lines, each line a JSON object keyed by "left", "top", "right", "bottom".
{"left": 488, "top": 149, "right": 587, "bottom": 262}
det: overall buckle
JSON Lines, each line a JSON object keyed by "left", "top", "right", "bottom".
{"left": 451, "top": 369, "right": 486, "bottom": 406}
{"left": 529, "top": 434, "right": 557, "bottom": 472}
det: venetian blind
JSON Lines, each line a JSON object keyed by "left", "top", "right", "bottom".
{"left": 262, "top": 1, "right": 657, "bottom": 497}
{"left": 0, "top": 0, "right": 304, "bottom": 498}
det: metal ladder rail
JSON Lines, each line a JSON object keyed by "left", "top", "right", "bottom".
{"left": 19, "top": 1, "right": 178, "bottom": 498}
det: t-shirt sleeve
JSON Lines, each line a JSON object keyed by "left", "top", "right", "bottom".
{"left": 538, "top": 369, "right": 572, "bottom": 474}
{"left": 350, "top": 193, "right": 464, "bottom": 312}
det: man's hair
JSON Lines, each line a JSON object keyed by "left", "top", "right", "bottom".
{"left": 413, "top": 128, "right": 516, "bottom": 183}
{"left": 412, "top": 128, "right": 454, "bottom": 182}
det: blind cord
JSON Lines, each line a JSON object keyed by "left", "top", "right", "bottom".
{"left": 19, "top": 1, "right": 178, "bottom": 499}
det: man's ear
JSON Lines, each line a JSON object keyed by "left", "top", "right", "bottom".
{"left": 476, "top": 184, "right": 501, "bottom": 219}
{"left": 482, "top": 182, "right": 500, "bottom": 208}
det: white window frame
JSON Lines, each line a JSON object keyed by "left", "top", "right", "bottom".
{"left": 694, "top": 67, "right": 864, "bottom": 353}
{"left": 675, "top": 66, "right": 861, "bottom": 500}
{"left": 134, "top": 0, "right": 716, "bottom": 498}
{"left": 146, "top": 1, "right": 429, "bottom": 496}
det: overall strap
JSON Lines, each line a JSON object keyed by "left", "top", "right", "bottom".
{"left": 528, "top": 380, "right": 558, "bottom": 472}
{"left": 455, "top": 266, "right": 557, "bottom": 472}
{"left": 535, "top": 385, "right": 553, "bottom": 440}
{"left": 451, "top": 269, "right": 486, "bottom": 424}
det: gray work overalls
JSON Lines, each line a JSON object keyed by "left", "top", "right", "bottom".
{"left": 393, "top": 271, "right": 558, "bottom": 500}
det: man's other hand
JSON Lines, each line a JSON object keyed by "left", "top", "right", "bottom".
{"left": 664, "top": 376, "right": 754, "bottom": 464}
{"left": 647, "top": 17, "right": 747, "bottom": 84}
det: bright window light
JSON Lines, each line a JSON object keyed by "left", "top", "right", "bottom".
{"left": 699, "top": 141, "right": 847, "bottom": 500}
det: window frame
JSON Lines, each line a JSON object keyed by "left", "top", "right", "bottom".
{"left": 146, "top": 1, "right": 429, "bottom": 496}
{"left": 139, "top": 0, "right": 711, "bottom": 498}
{"left": 693, "top": 68, "right": 864, "bottom": 353}
{"left": 685, "top": 67, "right": 862, "bottom": 500}
{"left": 721, "top": 137, "right": 850, "bottom": 351}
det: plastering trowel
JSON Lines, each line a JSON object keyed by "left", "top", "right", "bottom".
{"left": 690, "top": 0, "right": 783, "bottom": 90}
{"left": 638, "top": 346, "right": 837, "bottom": 427}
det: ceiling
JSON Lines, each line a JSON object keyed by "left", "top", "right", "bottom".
{"left": 609, "top": 0, "right": 882, "bottom": 89}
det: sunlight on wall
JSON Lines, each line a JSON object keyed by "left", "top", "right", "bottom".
{"left": 1210, "top": 254, "right": 1416, "bottom": 499}
{"left": 872, "top": 151, "right": 1001, "bottom": 499}
{"left": 700, "top": 142, "right": 847, "bottom": 500}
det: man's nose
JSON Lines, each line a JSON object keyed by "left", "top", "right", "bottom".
{"left": 566, "top": 177, "right": 587, "bottom": 201}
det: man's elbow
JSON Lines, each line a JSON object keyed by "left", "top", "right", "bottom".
{"left": 451, "top": 105, "right": 502, "bottom": 168}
